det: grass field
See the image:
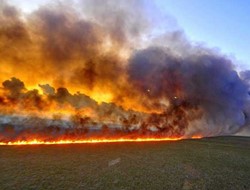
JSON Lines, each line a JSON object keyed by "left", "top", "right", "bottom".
{"left": 0, "top": 136, "right": 250, "bottom": 190}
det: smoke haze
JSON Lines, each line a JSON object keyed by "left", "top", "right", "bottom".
{"left": 0, "top": 0, "right": 250, "bottom": 142}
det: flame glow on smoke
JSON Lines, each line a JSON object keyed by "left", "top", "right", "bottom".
{"left": 0, "top": 0, "right": 250, "bottom": 144}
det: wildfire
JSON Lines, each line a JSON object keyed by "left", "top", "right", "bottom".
{"left": 1, "top": 0, "right": 245, "bottom": 141}
{"left": 0, "top": 136, "right": 202, "bottom": 146}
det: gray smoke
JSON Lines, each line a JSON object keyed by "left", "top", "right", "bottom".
{"left": 128, "top": 45, "right": 250, "bottom": 136}
{"left": 0, "top": 0, "right": 250, "bottom": 141}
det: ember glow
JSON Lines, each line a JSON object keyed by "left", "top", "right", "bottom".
{"left": 0, "top": 0, "right": 250, "bottom": 144}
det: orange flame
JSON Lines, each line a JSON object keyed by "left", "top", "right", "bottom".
{"left": 0, "top": 136, "right": 202, "bottom": 146}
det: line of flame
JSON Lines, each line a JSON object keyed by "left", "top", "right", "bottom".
{"left": 0, "top": 136, "right": 202, "bottom": 146}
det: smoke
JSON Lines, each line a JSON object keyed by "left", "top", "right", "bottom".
{"left": 0, "top": 0, "right": 250, "bottom": 142}
{"left": 128, "top": 46, "right": 249, "bottom": 135}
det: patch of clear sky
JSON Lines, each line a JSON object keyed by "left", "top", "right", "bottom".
{"left": 155, "top": 0, "right": 250, "bottom": 70}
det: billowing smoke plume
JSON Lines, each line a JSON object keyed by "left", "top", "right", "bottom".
{"left": 0, "top": 0, "right": 250, "bottom": 142}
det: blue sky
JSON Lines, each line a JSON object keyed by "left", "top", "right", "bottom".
{"left": 10, "top": 0, "right": 250, "bottom": 69}
{"left": 155, "top": 0, "right": 250, "bottom": 69}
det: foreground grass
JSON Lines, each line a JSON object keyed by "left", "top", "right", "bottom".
{"left": 0, "top": 136, "right": 250, "bottom": 190}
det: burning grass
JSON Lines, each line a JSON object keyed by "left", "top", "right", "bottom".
{"left": 0, "top": 137, "right": 182, "bottom": 145}
{"left": 0, "top": 136, "right": 202, "bottom": 146}
{"left": 1, "top": 1, "right": 250, "bottom": 140}
{"left": 0, "top": 136, "right": 250, "bottom": 190}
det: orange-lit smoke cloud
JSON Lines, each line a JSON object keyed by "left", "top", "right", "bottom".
{"left": 1, "top": 0, "right": 250, "bottom": 143}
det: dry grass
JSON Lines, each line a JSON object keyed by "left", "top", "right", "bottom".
{"left": 0, "top": 136, "right": 250, "bottom": 190}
